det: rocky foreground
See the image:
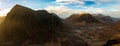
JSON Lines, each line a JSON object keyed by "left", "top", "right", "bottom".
{"left": 0, "top": 5, "right": 120, "bottom": 46}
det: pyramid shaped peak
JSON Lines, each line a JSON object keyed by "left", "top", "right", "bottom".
{"left": 8, "top": 4, "right": 34, "bottom": 14}
{"left": 4, "top": 4, "right": 35, "bottom": 21}
{"left": 10, "top": 4, "right": 34, "bottom": 12}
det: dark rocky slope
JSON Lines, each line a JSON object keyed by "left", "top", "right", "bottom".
{"left": 65, "top": 13, "right": 115, "bottom": 26}
{"left": 92, "top": 14, "right": 114, "bottom": 23}
{"left": 0, "top": 4, "right": 120, "bottom": 46}
{"left": 0, "top": 5, "right": 87, "bottom": 46}
{"left": 65, "top": 13, "right": 100, "bottom": 24}
{"left": 103, "top": 21, "right": 120, "bottom": 46}
{"left": 64, "top": 13, "right": 120, "bottom": 46}
{"left": 0, "top": 4, "right": 63, "bottom": 46}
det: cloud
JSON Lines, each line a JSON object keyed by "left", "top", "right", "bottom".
{"left": 45, "top": 5, "right": 83, "bottom": 18}
{"left": 105, "top": 11, "right": 120, "bottom": 17}
{"left": 84, "top": 7, "right": 106, "bottom": 13}
{"left": 45, "top": 5, "right": 104, "bottom": 18}
{"left": 45, "top": 5, "right": 120, "bottom": 18}
{"left": 52, "top": 0, "right": 120, "bottom": 18}
{"left": 97, "top": 0, "right": 120, "bottom": 2}
{"left": 55, "top": 0, "right": 120, "bottom": 6}
{"left": 55, "top": 0, "right": 84, "bottom": 5}
{"left": 111, "top": 4, "right": 120, "bottom": 10}
{"left": 84, "top": 7, "right": 120, "bottom": 17}
{"left": 0, "top": 1, "right": 2, "bottom": 5}
{"left": 0, "top": 8, "right": 11, "bottom": 16}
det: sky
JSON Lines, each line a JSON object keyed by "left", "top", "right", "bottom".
{"left": 0, "top": 0, "right": 120, "bottom": 18}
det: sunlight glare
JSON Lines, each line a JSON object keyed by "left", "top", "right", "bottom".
{"left": 0, "top": 8, "right": 11, "bottom": 16}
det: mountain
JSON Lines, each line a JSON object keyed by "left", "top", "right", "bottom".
{"left": 92, "top": 14, "right": 114, "bottom": 23}
{"left": 102, "top": 21, "right": 120, "bottom": 46}
{"left": 1, "top": 4, "right": 120, "bottom": 46}
{"left": 65, "top": 13, "right": 101, "bottom": 26}
{"left": 66, "top": 13, "right": 100, "bottom": 23}
{"left": 112, "top": 21, "right": 120, "bottom": 30}
{"left": 64, "top": 13, "right": 120, "bottom": 46}
{"left": 0, "top": 4, "right": 65, "bottom": 46}
{"left": 112, "top": 17, "right": 120, "bottom": 22}
{"left": 0, "top": 16, "right": 5, "bottom": 23}
{"left": 0, "top": 4, "right": 88, "bottom": 46}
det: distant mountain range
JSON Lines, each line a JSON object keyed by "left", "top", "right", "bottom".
{"left": 0, "top": 4, "right": 120, "bottom": 46}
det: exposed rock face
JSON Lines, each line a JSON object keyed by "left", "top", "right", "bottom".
{"left": 0, "top": 5, "right": 88, "bottom": 46}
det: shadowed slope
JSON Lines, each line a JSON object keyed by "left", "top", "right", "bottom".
{"left": 0, "top": 4, "right": 64, "bottom": 46}
{"left": 0, "top": 4, "right": 88, "bottom": 46}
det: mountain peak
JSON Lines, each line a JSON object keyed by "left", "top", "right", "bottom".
{"left": 4, "top": 4, "right": 35, "bottom": 21}
{"left": 80, "top": 12, "right": 88, "bottom": 15}
{"left": 1, "top": 5, "right": 64, "bottom": 45}
{"left": 14, "top": 4, "right": 23, "bottom": 7}
{"left": 79, "top": 13, "right": 91, "bottom": 17}
{"left": 65, "top": 13, "right": 100, "bottom": 25}
{"left": 12, "top": 4, "right": 33, "bottom": 11}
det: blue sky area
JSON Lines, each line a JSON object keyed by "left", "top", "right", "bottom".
{"left": 0, "top": 0, "right": 120, "bottom": 18}
{"left": 0, "top": 0, "right": 119, "bottom": 10}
